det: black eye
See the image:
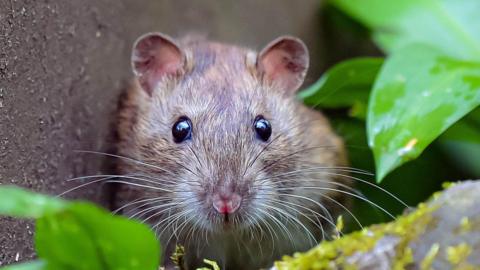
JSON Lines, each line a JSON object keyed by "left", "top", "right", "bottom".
{"left": 172, "top": 116, "right": 192, "bottom": 143}
{"left": 254, "top": 115, "right": 272, "bottom": 142}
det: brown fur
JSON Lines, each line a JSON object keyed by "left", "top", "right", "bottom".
{"left": 115, "top": 37, "right": 348, "bottom": 269}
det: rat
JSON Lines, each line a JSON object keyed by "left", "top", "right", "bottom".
{"left": 114, "top": 32, "right": 349, "bottom": 269}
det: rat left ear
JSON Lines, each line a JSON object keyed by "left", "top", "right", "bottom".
{"left": 131, "top": 32, "right": 186, "bottom": 95}
{"left": 256, "top": 36, "right": 309, "bottom": 94}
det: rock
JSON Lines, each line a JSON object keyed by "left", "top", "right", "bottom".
{"left": 272, "top": 180, "right": 480, "bottom": 270}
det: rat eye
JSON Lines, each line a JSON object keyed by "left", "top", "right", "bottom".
{"left": 172, "top": 116, "right": 192, "bottom": 143}
{"left": 254, "top": 115, "right": 272, "bottom": 142}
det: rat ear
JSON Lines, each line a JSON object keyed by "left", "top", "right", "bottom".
{"left": 256, "top": 36, "right": 309, "bottom": 94}
{"left": 132, "top": 32, "right": 185, "bottom": 95}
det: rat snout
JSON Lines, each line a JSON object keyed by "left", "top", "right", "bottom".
{"left": 212, "top": 192, "right": 241, "bottom": 215}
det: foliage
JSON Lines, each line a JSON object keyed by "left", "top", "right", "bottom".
{"left": 0, "top": 186, "right": 160, "bottom": 270}
{"left": 303, "top": 0, "right": 480, "bottom": 183}
{"left": 299, "top": 57, "right": 383, "bottom": 120}
{"left": 367, "top": 44, "right": 480, "bottom": 180}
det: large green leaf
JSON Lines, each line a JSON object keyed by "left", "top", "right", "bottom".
{"left": 299, "top": 58, "right": 383, "bottom": 116}
{"left": 0, "top": 186, "right": 160, "bottom": 270}
{"left": 0, "top": 186, "right": 66, "bottom": 218}
{"left": 36, "top": 202, "right": 160, "bottom": 270}
{"left": 367, "top": 44, "right": 480, "bottom": 181}
{"left": 330, "top": 0, "right": 480, "bottom": 60}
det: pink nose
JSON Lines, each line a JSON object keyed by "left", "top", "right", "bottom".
{"left": 213, "top": 193, "right": 241, "bottom": 214}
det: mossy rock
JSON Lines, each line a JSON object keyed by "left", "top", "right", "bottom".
{"left": 273, "top": 180, "right": 480, "bottom": 270}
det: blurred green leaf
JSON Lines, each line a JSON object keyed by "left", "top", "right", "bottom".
{"left": 367, "top": 44, "right": 480, "bottom": 182}
{"left": 0, "top": 186, "right": 66, "bottom": 218}
{"left": 438, "top": 108, "right": 480, "bottom": 177}
{"left": 330, "top": 0, "right": 480, "bottom": 60}
{"left": 299, "top": 58, "right": 383, "bottom": 115}
{"left": 0, "top": 186, "right": 160, "bottom": 270}
{"left": 0, "top": 261, "right": 46, "bottom": 270}
{"left": 36, "top": 202, "right": 160, "bottom": 270}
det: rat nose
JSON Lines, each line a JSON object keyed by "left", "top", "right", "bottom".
{"left": 212, "top": 193, "right": 241, "bottom": 214}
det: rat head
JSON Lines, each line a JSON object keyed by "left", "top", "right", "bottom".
{"left": 119, "top": 32, "right": 345, "bottom": 238}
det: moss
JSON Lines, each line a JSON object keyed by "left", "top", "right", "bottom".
{"left": 393, "top": 247, "right": 413, "bottom": 270}
{"left": 274, "top": 202, "right": 436, "bottom": 269}
{"left": 171, "top": 245, "right": 186, "bottom": 270}
{"left": 197, "top": 259, "right": 221, "bottom": 270}
{"left": 333, "top": 215, "right": 344, "bottom": 239}
{"left": 456, "top": 217, "right": 472, "bottom": 235}
{"left": 441, "top": 182, "right": 454, "bottom": 189}
{"left": 420, "top": 243, "right": 439, "bottom": 270}
{"left": 446, "top": 243, "right": 472, "bottom": 267}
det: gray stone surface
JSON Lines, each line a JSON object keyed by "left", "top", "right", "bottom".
{"left": 270, "top": 181, "right": 480, "bottom": 270}
{"left": 0, "top": 0, "right": 325, "bottom": 265}
{"left": 352, "top": 181, "right": 480, "bottom": 269}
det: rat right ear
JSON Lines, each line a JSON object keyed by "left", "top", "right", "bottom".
{"left": 131, "top": 32, "right": 186, "bottom": 95}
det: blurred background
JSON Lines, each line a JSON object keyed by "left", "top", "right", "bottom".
{"left": 1, "top": 0, "right": 476, "bottom": 265}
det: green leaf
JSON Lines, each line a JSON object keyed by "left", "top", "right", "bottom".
{"left": 0, "top": 261, "right": 46, "bottom": 270}
{"left": 299, "top": 58, "right": 383, "bottom": 114}
{"left": 438, "top": 108, "right": 480, "bottom": 177}
{"left": 0, "top": 186, "right": 66, "bottom": 218}
{"left": 0, "top": 186, "right": 160, "bottom": 270}
{"left": 36, "top": 202, "right": 160, "bottom": 270}
{"left": 367, "top": 44, "right": 480, "bottom": 182}
{"left": 330, "top": 0, "right": 480, "bottom": 60}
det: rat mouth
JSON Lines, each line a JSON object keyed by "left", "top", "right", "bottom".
{"left": 213, "top": 212, "right": 241, "bottom": 231}
{"left": 223, "top": 213, "right": 230, "bottom": 223}
{"left": 220, "top": 213, "right": 233, "bottom": 229}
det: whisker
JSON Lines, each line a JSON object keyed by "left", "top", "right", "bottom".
{"left": 104, "top": 180, "right": 175, "bottom": 193}
{"left": 258, "top": 145, "right": 340, "bottom": 174}
{"left": 140, "top": 197, "right": 196, "bottom": 226}
{"left": 253, "top": 211, "right": 277, "bottom": 247}
{"left": 257, "top": 176, "right": 365, "bottom": 205}
{"left": 256, "top": 207, "right": 294, "bottom": 249}
{"left": 263, "top": 191, "right": 338, "bottom": 231}
{"left": 155, "top": 209, "right": 195, "bottom": 241}
{"left": 321, "top": 193, "right": 363, "bottom": 230}
{"left": 267, "top": 198, "right": 329, "bottom": 240}
{"left": 113, "top": 197, "right": 168, "bottom": 214}
{"left": 262, "top": 203, "right": 317, "bottom": 247}
{"left": 134, "top": 172, "right": 203, "bottom": 188}
{"left": 243, "top": 132, "right": 284, "bottom": 176}
{"left": 140, "top": 204, "right": 182, "bottom": 224}
{"left": 255, "top": 167, "right": 373, "bottom": 182}
{"left": 57, "top": 175, "right": 117, "bottom": 197}
{"left": 74, "top": 150, "right": 177, "bottom": 175}
{"left": 185, "top": 217, "right": 202, "bottom": 247}
{"left": 257, "top": 168, "right": 408, "bottom": 208}
{"left": 243, "top": 115, "right": 318, "bottom": 175}
{"left": 67, "top": 174, "right": 169, "bottom": 188}
{"left": 126, "top": 200, "right": 176, "bottom": 219}
{"left": 169, "top": 214, "right": 195, "bottom": 246}
{"left": 276, "top": 186, "right": 396, "bottom": 220}
{"left": 321, "top": 171, "right": 408, "bottom": 208}
{"left": 60, "top": 174, "right": 190, "bottom": 197}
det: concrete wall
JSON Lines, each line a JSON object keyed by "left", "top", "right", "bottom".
{"left": 0, "top": 0, "right": 325, "bottom": 265}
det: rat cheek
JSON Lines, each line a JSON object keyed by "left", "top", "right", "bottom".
{"left": 251, "top": 175, "right": 276, "bottom": 205}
